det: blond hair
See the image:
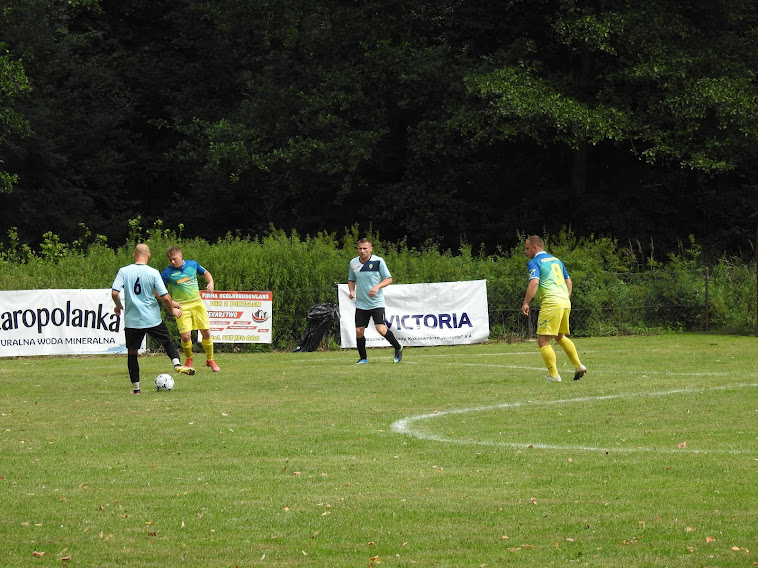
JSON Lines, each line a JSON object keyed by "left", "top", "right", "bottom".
{"left": 166, "top": 245, "right": 182, "bottom": 258}
{"left": 525, "top": 235, "right": 544, "bottom": 248}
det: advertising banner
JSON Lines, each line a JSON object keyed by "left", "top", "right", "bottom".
{"left": 337, "top": 280, "right": 489, "bottom": 348}
{"left": 0, "top": 289, "right": 129, "bottom": 357}
{"left": 200, "top": 290, "right": 272, "bottom": 343}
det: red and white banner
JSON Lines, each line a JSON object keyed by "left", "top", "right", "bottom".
{"left": 337, "top": 280, "right": 489, "bottom": 348}
{"left": 200, "top": 290, "right": 272, "bottom": 343}
{"left": 0, "top": 289, "right": 128, "bottom": 357}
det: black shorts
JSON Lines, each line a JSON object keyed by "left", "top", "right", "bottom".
{"left": 355, "top": 307, "right": 386, "bottom": 328}
{"left": 125, "top": 322, "right": 172, "bottom": 350}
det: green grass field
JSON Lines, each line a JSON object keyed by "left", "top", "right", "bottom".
{"left": 1, "top": 334, "right": 756, "bottom": 567}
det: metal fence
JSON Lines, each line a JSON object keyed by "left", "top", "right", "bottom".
{"left": 178, "top": 266, "right": 756, "bottom": 353}
{"left": 489, "top": 267, "right": 756, "bottom": 339}
{"left": 490, "top": 304, "right": 711, "bottom": 341}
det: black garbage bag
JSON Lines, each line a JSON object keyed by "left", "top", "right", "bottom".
{"left": 293, "top": 303, "right": 341, "bottom": 352}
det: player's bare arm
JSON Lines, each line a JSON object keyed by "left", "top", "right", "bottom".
{"left": 521, "top": 278, "right": 539, "bottom": 316}
{"left": 158, "top": 292, "right": 181, "bottom": 318}
{"left": 369, "top": 277, "right": 393, "bottom": 297}
{"left": 111, "top": 289, "right": 123, "bottom": 315}
{"left": 203, "top": 270, "right": 215, "bottom": 292}
{"left": 153, "top": 289, "right": 181, "bottom": 310}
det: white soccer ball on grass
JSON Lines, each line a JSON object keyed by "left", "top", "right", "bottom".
{"left": 155, "top": 373, "right": 174, "bottom": 391}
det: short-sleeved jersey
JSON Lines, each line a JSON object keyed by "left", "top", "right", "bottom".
{"left": 527, "top": 251, "right": 571, "bottom": 308}
{"left": 348, "top": 254, "right": 391, "bottom": 310}
{"left": 111, "top": 263, "right": 168, "bottom": 329}
{"left": 161, "top": 260, "right": 206, "bottom": 304}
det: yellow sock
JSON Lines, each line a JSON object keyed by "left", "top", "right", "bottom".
{"left": 202, "top": 338, "right": 214, "bottom": 361}
{"left": 558, "top": 337, "right": 582, "bottom": 368}
{"left": 181, "top": 340, "right": 193, "bottom": 360}
{"left": 540, "top": 345, "right": 559, "bottom": 378}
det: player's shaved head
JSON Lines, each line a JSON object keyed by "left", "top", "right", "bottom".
{"left": 133, "top": 243, "right": 151, "bottom": 260}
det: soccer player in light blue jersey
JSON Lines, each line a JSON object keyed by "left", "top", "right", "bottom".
{"left": 348, "top": 238, "right": 403, "bottom": 364}
{"left": 111, "top": 243, "right": 195, "bottom": 394}
{"left": 520, "top": 235, "right": 587, "bottom": 382}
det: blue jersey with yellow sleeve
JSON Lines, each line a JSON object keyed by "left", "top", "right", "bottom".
{"left": 161, "top": 260, "right": 206, "bottom": 304}
{"left": 527, "top": 251, "right": 571, "bottom": 308}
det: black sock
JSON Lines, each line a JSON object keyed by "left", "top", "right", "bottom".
{"left": 127, "top": 353, "right": 139, "bottom": 382}
{"left": 383, "top": 329, "right": 401, "bottom": 350}
{"left": 164, "top": 340, "right": 180, "bottom": 362}
{"left": 357, "top": 336, "right": 367, "bottom": 360}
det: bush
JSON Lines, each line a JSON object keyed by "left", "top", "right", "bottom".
{"left": 0, "top": 223, "right": 755, "bottom": 348}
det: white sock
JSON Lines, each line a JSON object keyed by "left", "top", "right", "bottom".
{"left": 134, "top": 381, "right": 140, "bottom": 391}
{"left": 172, "top": 358, "right": 181, "bottom": 367}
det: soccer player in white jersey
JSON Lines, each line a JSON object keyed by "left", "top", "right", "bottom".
{"left": 111, "top": 243, "right": 195, "bottom": 394}
{"left": 520, "top": 235, "right": 587, "bottom": 382}
{"left": 348, "top": 238, "right": 403, "bottom": 364}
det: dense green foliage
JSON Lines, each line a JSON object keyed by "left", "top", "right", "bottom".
{"left": 0, "top": 0, "right": 757, "bottom": 255}
{"left": 0, "top": 223, "right": 755, "bottom": 349}
{"left": 0, "top": 43, "right": 30, "bottom": 193}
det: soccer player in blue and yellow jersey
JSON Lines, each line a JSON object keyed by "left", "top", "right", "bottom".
{"left": 521, "top": 235, "right": 587, "bottom": 382}
{"left": 111, "top": 243, "right": 195, "bottom": 394}
{"left": 161, "top": 246, "right": 220, "bottom": 372}
{"left": 348, "top": 238, "right": 403, "bottom": 364}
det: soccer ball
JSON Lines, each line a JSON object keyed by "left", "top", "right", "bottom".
{"left": 155, "top": 373, "right": 174, "bottom": 391}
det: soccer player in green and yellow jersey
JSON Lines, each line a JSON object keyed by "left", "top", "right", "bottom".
{"left": 521, "top": 235, "right": 587, "bottom": 382}
{"left": 161, "top": 246, "right": 220, "bottom": 372}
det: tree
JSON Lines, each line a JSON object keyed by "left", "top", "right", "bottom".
{"left": 451, "top": 0, "right": 758, "bottom": 249}
{"left": 0, "top": 44, "right": 31, "bottom": 194}
{"left": 162, "top": 0, "right": 466, "bottom": 242}
{"left": 2, "top": 0, "right": 758, "bottom": 255}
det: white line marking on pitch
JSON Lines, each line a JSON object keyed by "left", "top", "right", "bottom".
{"left": 390, "top": 383, "right": 758, "bottom": 454}
{"left": 289, "top": 352, "right": 734, "bottom": 376}
{"left": 397, "top": 361, "right": 731, "bottom": 376}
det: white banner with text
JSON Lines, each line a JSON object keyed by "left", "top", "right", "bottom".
{"left": 0, "top": 289, "right": 128, "bottom": 357}
{"left": 337, "top": 280, "right": 489, "bottom": 348}
{"left": 0, "top": 288, "right": 274, "bottom": 357}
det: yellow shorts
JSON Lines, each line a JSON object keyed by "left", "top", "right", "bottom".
{"left": 536, "top": 305, "right": 570, "bottom": 337}
{"left": 176, "top": 299, "right": 210, "bottom": 334}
